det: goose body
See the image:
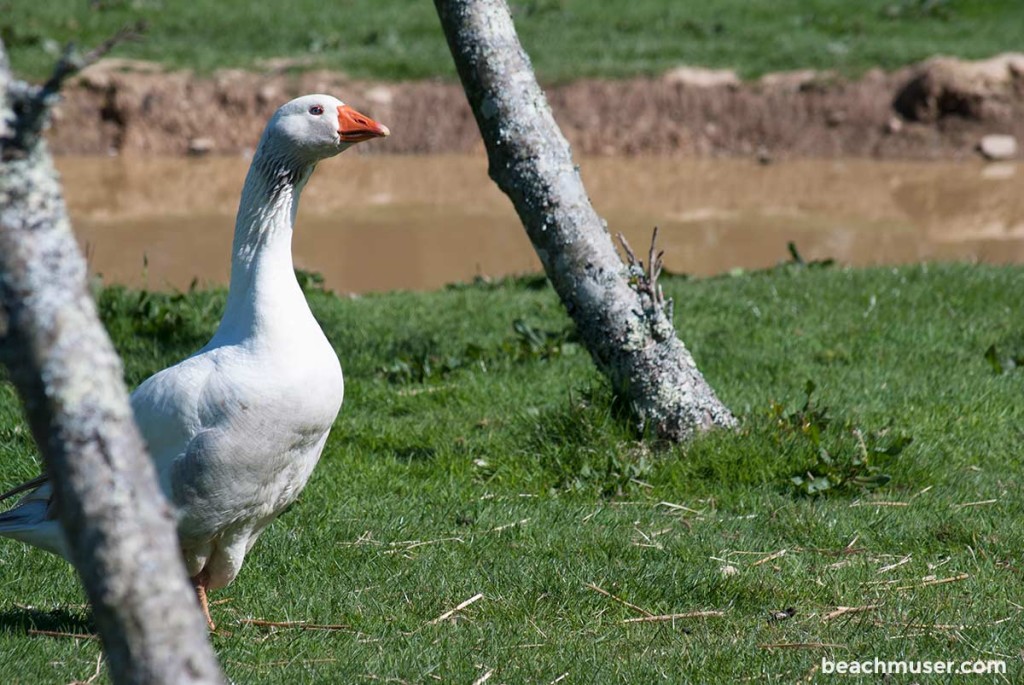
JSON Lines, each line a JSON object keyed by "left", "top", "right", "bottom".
{"left": 0, "top": 94, "right": 389, "bottom": 627}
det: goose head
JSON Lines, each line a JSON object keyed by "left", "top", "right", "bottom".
{"left": 259, "top": 94, "right": 390, "bottom": 165}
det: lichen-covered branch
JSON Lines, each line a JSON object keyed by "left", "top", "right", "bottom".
{"left": 0, "top": 39, "right": 224, "bottom": 685}
{"left": 433, "top": 0, "right": 735, "bottom": 440}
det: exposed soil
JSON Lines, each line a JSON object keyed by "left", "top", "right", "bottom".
{"left": 47, "top": 54, "right": 1024, "bottom": 160}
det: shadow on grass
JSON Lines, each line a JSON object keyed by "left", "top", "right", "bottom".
{"left": 492, "top": 378, "right": 924, "bottom": 502}
{"left": 0, "top": 605, "right": 94, "bottom": 636}
{"left": 393, "top": 445, "right": 438, "bottom": 462}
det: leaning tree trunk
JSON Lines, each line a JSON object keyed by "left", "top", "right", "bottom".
{"left": 0, "top": 39, "right": 225, "bottom": 685}
{"left": 433, "top": 0, "right": 735, "bottom": 440}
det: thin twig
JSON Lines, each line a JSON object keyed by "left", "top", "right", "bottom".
{"left": 67, "top": 652, "right": 105, "bottom": 685}
{"left": 384, "top": 537, "right": 464, "bottom": 554}
{"left": 622, "top": 611, "right": 724, "bottom": 623}
{"left": 877, "top": 555, "right": 912, "bottom": 574}
{"left": 647, "top": 226, "right": 664, "bottom": 304}
{"left": 85, "top": 652, "right": 104, "bottom": 684}
{"left": 427, "top": 593, "right": 484, "bottom": 625}
{"left": 6, "top": 21, "right": 146, "bottom": 156}
{"left": 896, "top": 573, "right": 969, "bottom": 591}
{"left": 872, "top": 619, "right": 967, "bottom": 631}
{"left": 585, "top": 583, "right": 654, "bottom": 617}
{"left": 617, "top": 232, "right": 638, "bottom": 266}
{"left": 953, "top": 499, "right": 998, "bottom": 509}
{"left": 616, "top": 228, "right": 667, "bottom": 309}
{"left": 237, "top": 619, "right": 351, "bottom": 631}
{"left": 822, "top": 605, "right": 881, "bottom": 622}
{"left": 41, "top": 21, "right": 147, "bottom": 98}
{"left": 472, "top": 669, "right": 494, "bottom": 685}
{"left": 751, "top": 549, "right": 787, "bottom": 567}
{"left": 759, "top": 642, "right": 846, "bottom": 650}
{"left": 27, "top": 629, "right": 98, "bottom": 641}
{"left": 229, "top": 658, "right": 339, "bottom": 670}
{"left": 849, "top": 500, "right": 909, "bottom": 508}
{"left": 802, "top": 663, "right": 821, "bottom": 683}
{"left": 657, "top": 500, "right": 703, "bottom": 514}
{"left": 490, "top": 518, "right": 530, "bottom": 533}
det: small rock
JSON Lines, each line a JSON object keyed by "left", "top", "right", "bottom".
{"left": 364, "top": 85, "right": 394, "bottom": 106}
{"left": 978, "top": 134, "right": 1018, "bottom": 160}
{"left": 663, "top": 66, "right": 739, "bottom": 88}
{"left": 758, "top": 69, "right": 830, "bottom": 92}
{"left": 885, "top": 116, "right": 904, "bottom": 134}
{"left": 188, "top": 137, "right": 215, "bottom": 156}
{"left": 768, "top": 607, "right": 796, "bottom": 623}
{"left": 257, "top": 85, "right": 281, "bottom": 105}
{"left": 756, "top": 145, "right": 773, "bottom": 165}
{"left": 825, "top": 110, "right": 846, "bottom": 127}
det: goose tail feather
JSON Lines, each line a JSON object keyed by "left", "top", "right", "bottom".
{"left": 0, "top": 483, "right": 70, "bottom": 559}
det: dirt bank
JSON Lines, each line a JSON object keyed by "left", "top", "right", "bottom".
{"left": 48, "top": 54, "right": 1024, "bottom": 160}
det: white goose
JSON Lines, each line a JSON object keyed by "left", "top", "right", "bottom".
{"left": 0, "top": 94, "right": 389, "bottom": 629}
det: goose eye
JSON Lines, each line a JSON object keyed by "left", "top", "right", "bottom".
{"left": 309, "top": 105, "right": 324, "bottom": 116}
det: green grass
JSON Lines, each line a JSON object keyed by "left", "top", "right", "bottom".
{"left": 2, "top": 263, "right": 1023, "bottom": 683}
{"left": 5, "top": 0, "right": 1024, "bottom": 82}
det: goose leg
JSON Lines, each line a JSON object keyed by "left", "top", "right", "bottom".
{"left": 191, "top": 570, "right": 216, "bottom": 631}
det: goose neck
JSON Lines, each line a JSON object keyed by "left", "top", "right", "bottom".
{"left": 220, "top": 149, "right": 315, "bottom": 339}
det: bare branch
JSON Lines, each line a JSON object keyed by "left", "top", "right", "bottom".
{"left": 41, "top": 21, "right": 147, "bottom": 96}
{"left": 3, "top": 21, "right": 146, "bottom": 160}
{"left": 616, "top": 231, "right": 639, "bottom": 267}
{"left": 617, "top": 227, "right": 667, "bottom": 309}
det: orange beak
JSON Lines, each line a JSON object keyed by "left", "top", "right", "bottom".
{"left": 337, "top": 105, "right": 390, "bottom": 143}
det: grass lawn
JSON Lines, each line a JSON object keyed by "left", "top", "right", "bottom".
{"left": 0, "top": 262, "right": 1022, "bottom": 682}
{"left": 4, "top": 0, "right": 1024, "bottom": 82}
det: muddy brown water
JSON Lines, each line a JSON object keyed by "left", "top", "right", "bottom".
{"left": 58, "top": 155, "right": 1024, "bottom": 293}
